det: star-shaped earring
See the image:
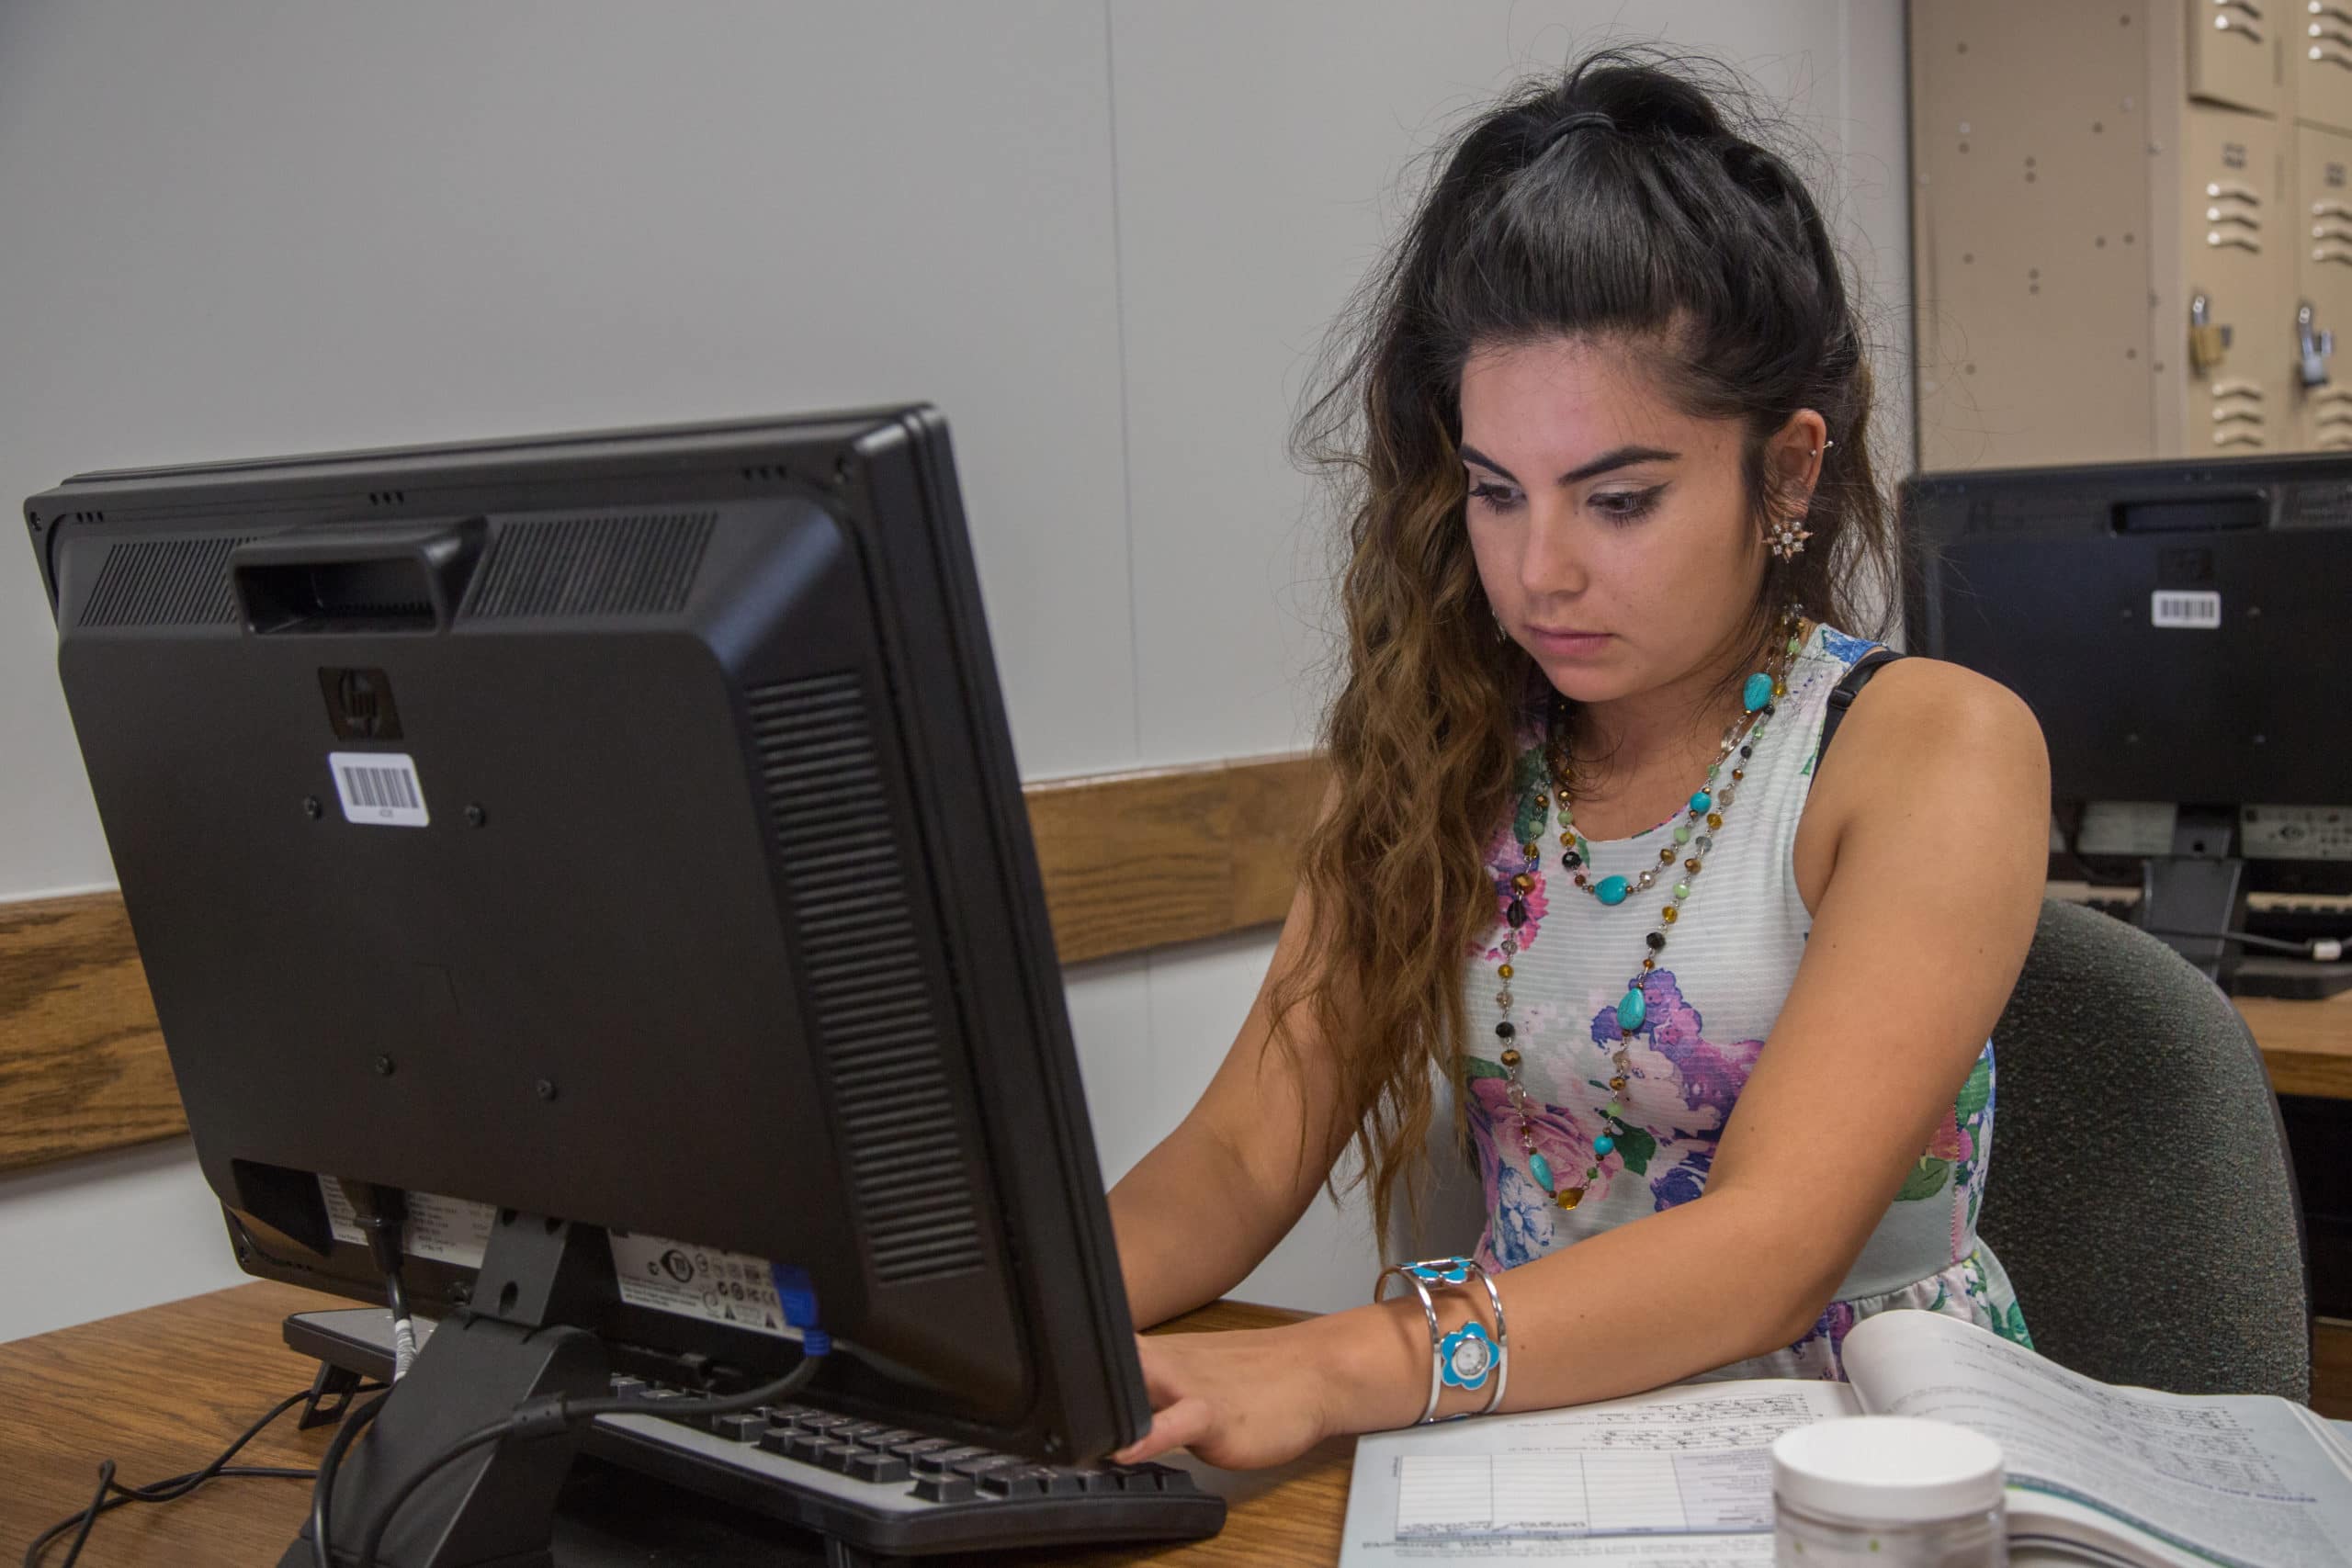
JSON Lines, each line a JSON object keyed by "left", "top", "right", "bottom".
{"left": 1767, "top": 514, "right": 1814, "bottom": 561}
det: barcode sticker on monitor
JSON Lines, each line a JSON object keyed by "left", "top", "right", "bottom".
{"left": 329, "top": 751, "right": 430, "bottom": 827}
{"left": 2151, "top": 590, "right": 2222, "bottom": 628}
{"left": 608, "top": 1230, "right": 800, "bottom": 1341}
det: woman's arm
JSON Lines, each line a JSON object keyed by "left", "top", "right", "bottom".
{"left": 1109, "top": 807, "right": 1364, "bottom": 1329}
{"left": 1114, "top": 660, "right": 2051, "bottom": 1467}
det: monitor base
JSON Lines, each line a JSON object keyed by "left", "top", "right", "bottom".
{"left": 2230, "top": 957, "right": 2352, "bottom": 999}
{"left": 283, "top": 1213, "right": 612, "bottom": 1568}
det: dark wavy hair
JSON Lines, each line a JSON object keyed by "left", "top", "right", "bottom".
{"left": 1273, "top": 48, "right": 1903, "bottom": 1248}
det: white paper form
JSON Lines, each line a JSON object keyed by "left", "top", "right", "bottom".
{"left": 1341, "top": 1379, "right": 1858, "bottom": 1565}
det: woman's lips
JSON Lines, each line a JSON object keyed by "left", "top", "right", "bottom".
{"left": 1528, "top": 626, "right": 1611, "bottom": 655}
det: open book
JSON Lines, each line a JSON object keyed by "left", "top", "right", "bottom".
{"left": 1339, "top": 1309, "right": 2352, "bottom": 1567}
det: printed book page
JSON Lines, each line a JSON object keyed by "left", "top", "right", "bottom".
{"left": 1841, "top": 1309, "right": 2352, "bottom": 1568}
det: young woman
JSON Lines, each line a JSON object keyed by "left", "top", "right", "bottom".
{"left": 1103, "top": 51, "right": 2050, "bottom": 1472}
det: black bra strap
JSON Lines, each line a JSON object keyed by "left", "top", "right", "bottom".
{"left": 1814, "top": 647, "right": 1905, "bottom": 774}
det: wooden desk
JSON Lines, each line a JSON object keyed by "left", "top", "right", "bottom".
{"left": 2238, "top": 991, "right": 2352, "bottom": 1100}
{"left": 0, "top": 1282, "right": 1352, "bottom": 1567}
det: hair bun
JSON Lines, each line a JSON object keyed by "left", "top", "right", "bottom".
{"left": 1533, "top": 109, "right": 1616, "bottom": 159}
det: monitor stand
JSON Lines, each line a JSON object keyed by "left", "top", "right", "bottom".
{"left": 280, "top": 1278, "right": 887, "bottom": 1566}
{"left": 281, "top": 1212, "right": 613, "bottom": 1568}
{"left": 2136, "top": 809, "right": 2352, "bottom": 998}
{"left": 2136, "top": 815, "right": 2245, "bottom": 986}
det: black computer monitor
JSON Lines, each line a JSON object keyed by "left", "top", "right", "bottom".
{"left": 1901, "top": 453, "right": 2352, "bottom": 995}
{"left": 23, "top": 407, "right": 1150, "bottom": 1557}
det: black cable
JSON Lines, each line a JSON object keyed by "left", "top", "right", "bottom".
{"left": 123, "top": 1386, "right": 311, "bottom": 1504}
{"left": 22, "top": 1380, "right": 352, "bottom": 1568}
{"left": 23, "top": 1467, "right": 318, "bottom": 1567}
{"left": 311, "top": 1391, "right": 390, "bottom": 1568}
{"left": 348, "top": 1348, "right": 827, "bottom": 1568}
{"left": 52, "top": 1462, "right": 109, "bottom": 1568}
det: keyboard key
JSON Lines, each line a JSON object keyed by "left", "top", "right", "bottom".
{"left": 888, "top": 1437, "right": 957, "bottom": 1461}
{"left": 1103, "top": 1461, "right": 1193, "bottom": 1493}
{"left": 606, "top": 1375, "right": 648, "bottom": 1399}
{"left": 910, "top": 1446, "right": 989, "bottom": 1477}
{"left": 812, "top": 1441, "right": 863, "bottom": 1473}
{"left": 856, "top": 1427, "right": 922, "bottom": 1450}
{"left": 845, "top": 1450, "right": 911, "bottom": 1484}
{"left": 711, "top": 1414, "right": 764, "bottom": 1442}
{"left": 978, "top": 1466, "right": 1053, "bottom": 1497}
{"left": 1041, "top": 1467, "right": 1092, "bottom": 1496}
{"left": 1139, "top": 1463, "right": 1195, "bottom": 1494}
{"left": 796, "top": 1413, "right": 860, "bottom": 1435}
{"left": 784, "top": 1431, "right": 833, "bottom": 1465}
{"left": 948, "top": 1454, "right": 1022, "bottom": 1481}
{"left": 911, "top": 1472, "right": 976, "bottom": 1504}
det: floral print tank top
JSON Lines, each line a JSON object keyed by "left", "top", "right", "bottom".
{"left": 1459, "top": 623, "right": 2033, "bottom": 1379}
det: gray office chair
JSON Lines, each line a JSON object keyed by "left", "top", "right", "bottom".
{"left": 1979, "top": 897, "right": 2310, "bottom": 1401}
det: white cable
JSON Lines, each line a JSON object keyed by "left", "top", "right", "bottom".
{"left": 390, "top": 1314, "right": 418, "bottom": 1382}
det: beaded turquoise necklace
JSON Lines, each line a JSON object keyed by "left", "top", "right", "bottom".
{"left": 1489, "top": 609, "right": 1809, "bottom": 1213}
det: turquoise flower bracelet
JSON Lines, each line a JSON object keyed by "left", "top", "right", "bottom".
{"left": 1373, "top": 1256, "right": 1510, "bottom": 1423}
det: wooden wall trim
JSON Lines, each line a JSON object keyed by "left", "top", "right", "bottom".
{"left": 0, "top": 893, "right": 187, "bottom": 1176}
{"left": 15, "top": 749, "right": 2343, "bottom": 1183}
{"left": 0, "top": 751, "right": 1330, "bottom": 1176}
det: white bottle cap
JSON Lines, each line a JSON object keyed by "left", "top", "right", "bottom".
{"left": 1771, "top": 1416, "right": 2005, "bottom": 1524}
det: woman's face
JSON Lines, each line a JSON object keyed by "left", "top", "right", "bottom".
{"left": 1457, "top": 333, "right": 1798, "bottom": 708}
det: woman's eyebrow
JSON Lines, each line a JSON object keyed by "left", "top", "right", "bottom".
{"left": 1459, "top": 443, "right": 1681, "bottom": 486}
{"left": 1458, "top": 444, "right": 1521, "bottom": 483}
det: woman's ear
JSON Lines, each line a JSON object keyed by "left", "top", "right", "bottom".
{"left": 1766, "top": 408, "right": 1829, "bottom": 520}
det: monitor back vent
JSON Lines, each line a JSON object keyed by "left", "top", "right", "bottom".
{"left": 464, "top": 511, "right": 717, "bottom": 619}
{"left": 81, "top": 536, "right": 252, "bottom": 627}
{"left": 748, "top": 672, "right": 985, "bottom": 1285}
{"left": 2284, "top": 487, "right": 2352, "bottom": 528}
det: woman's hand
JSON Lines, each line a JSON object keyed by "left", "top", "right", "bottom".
{"left": 1109, "top": 1306, "right": 1429, "bottom": 1470}
{"left": 1108, "top": 1321, "right": 1347, "bottom": 1471}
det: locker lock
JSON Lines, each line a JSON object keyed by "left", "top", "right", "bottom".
{"left": 2189, "top": 292, "right": 2233, "bottom": 375}
{"left": 2299, "top": 300, "right": 2335, "bottom": 389}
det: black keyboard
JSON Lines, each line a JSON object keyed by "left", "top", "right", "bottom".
{"left": 2245, "top": 897, "right": 2352, "bottom": 944}
{"left": 284, "top": 1308, "right": 1225, "bottom": 1562}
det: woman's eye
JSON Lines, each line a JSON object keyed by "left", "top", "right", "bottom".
{"left": 1592, "top": 487, "right": 1663, "bottom": 524}
{"left": 1466, "top": 479, "right": 1521, "bottom": 511}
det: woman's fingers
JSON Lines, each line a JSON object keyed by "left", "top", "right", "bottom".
{"left": 1110, "top": 1393, "right": 1213, "bottom": 1465}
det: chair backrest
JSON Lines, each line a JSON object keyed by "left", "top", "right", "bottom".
{"left": 1980, "top": 898, "right": 2310, "bottom": 1401}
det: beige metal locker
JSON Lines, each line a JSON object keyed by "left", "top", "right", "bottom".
{"left": 2189, "top": 0, "right": 2286, "bottom": 113}
{"left": 1911, "top": 1, "right": 2160, "bottom": 469}
{"left": 2297, "top": 0, "right": 2352, "bottom": 131}
{"left": 1906, "top": 0, "right": 2352, "bottom": 466}
{"left": 2294, "top": 121, "right": 2352, "bottom": 445}
{"left": 2183, "top": 105, "right": 2291, "bottom": 451}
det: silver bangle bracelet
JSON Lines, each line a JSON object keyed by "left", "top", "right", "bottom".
{"left": 1373, "top": 1264, "right": 1445, "bottom": 1425}
{"left": 1465, "top": 1263, "right": 1509, "bottom": 1416}
{"left": 1373, "top": 1256, "right": 1509, "bottom": 1424}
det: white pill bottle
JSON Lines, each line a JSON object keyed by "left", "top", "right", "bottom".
{"left": 1771, "top": 1416, "right": 2007, "bottom": 1568}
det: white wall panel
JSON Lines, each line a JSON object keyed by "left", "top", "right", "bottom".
{"left": 0, "top": 0, "right": 1912, "bottom": 1333}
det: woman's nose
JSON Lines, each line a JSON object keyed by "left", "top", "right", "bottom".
{"left": 1519, "top": 499, "right": 1589, "bottom": 598}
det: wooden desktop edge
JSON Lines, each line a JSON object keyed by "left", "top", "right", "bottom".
{"left": 0, "top": 1280, "right": 1350, "bottom": 1568}
{"left": 3, "top": 1279, "right": 2342, "bottom": 1567}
